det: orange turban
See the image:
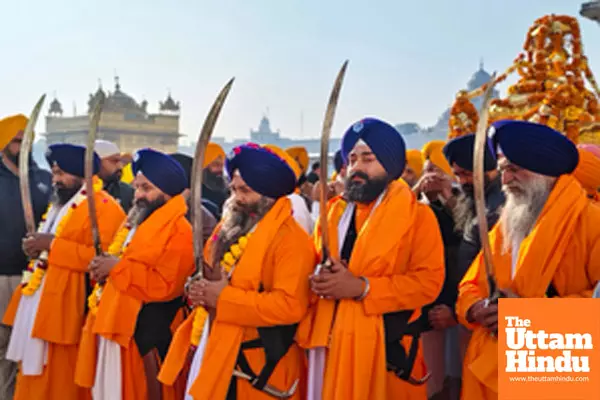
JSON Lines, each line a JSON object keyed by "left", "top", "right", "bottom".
{"left": 574, "top": 145, "right": 600, "bottom": 200}
{"left": 285, "top": 146, "right": 309, "bottom": 174}
{"left": 405, "top": 149, "right": 423, "bottom": 178}
{"left": 0, "top": 114, "right": 28, "bottom": 150}
{"left": 203, "top": 143, "right": 225, "bottom": 168}
{"left": 421, "top": 140, "right": 452, "bottom": 176}
{"left": 263, "top": 144, "right": 302, "bottom": 180}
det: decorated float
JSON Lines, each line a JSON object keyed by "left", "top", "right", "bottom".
{"left": 448, "top": 14, "right": 600, "bottom": 145}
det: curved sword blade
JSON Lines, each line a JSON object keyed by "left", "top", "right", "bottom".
{"left": 191, "top": 78, "right": 235, "bottom": 275}
{"left": 85, "top": 92, "right": 106, "bottom": 255}
{"left": 19, "top": 94, "right": 47, "bottom": 235}
{"left": 319, "top": 60, "right": 349, "bottom": 263}
{"left": 473, "top": 72, "right": 498, "bottom": 299}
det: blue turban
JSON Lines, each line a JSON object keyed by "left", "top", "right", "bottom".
{"left": 341, "top": 118, "right": 406, "bottom": 180}
{"left": 443, "top": 134, "right": 497, "bottom": 172}
{"left": 45, "top": 143, "right": 100, "bottom": 178}
{"left": 132, "top": 148, "right": 187, "bottom": 196}
{"left": 333, "top": 150, "right": 345, "bottom": 173}
{"left": 489, "top": 120, "right": 579, "bottom": 177}
{"left": 225, "top": 143, "right": 296, "bottom": 199}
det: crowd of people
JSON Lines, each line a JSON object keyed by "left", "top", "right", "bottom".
{"left": 0, "top": 112, "right": 599, "bottom": 400}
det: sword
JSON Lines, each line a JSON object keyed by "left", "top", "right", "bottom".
{"left": 315, "top": 60, "right": 349, "bottom": 274}
{"left": 19, "top": 94, "right": 47, "bottom": 235}
{"left": 593, "top": 281, "right": 600, "bottom": 298}
{"left": 472, "top": 72, "right": 500, "bottom": 302}
{"left": 190, "top": 78, "right": 235, "bottom": 277}
{"left": 85, "top": 91, "right": 106, "bottom": 256}
{"left": 232, "top": 369, "right": 298, "bottom": 399}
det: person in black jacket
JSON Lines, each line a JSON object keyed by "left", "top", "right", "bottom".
{"left": 0, "top": 115, "right": 51, "bottom": 399}
{"left": 94, "top": 140, "right": 134, "bottom": 213}
{"left": 413, "top": 135, "right": 505, "bottom": 400}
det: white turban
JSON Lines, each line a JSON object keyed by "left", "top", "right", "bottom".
{"left": 94, "top": 140, "right": 120, "bottom": 159}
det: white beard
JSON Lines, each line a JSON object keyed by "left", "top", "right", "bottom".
{"left": 500, "top": 174, "right": 554, "bottom": 255}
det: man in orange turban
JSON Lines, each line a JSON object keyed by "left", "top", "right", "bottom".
{"left": 401, "top": 149, "right": 423, "bottom": 187}
{"left": 266, "top": 145, "right": 313, "bottom": 233}
{"left": 202, "top": 142, "right": 228, "bottom": 218}
{"left": 159, "top": 142, "right": 315, "bottom": 400}
{"left": 0, "top": 114, "right": 27, "bottom": 151}
{"left": 4, "top": 144, "right": 125, "bottom": 400}
{"left": 297, "top": 118, "right": 444, "bottom": 400}
{"left": 573, "top": 144, "right": 600, "bottom": 202}
{"left": 0, "top": 114, "right": 52, "bottom": 399}
{"left": 458, "top": 121, "right": 600, "bottom": 400}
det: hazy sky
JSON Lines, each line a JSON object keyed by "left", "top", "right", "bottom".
{"left": 2, "top": 0, "right": 598, "bottom": 144}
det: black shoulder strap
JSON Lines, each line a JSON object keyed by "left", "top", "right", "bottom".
{"left": 232, "top": 283, "right": 298, "bottom": 391}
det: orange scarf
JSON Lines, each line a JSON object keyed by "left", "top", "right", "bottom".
{"left": 573, "top": 148, "right": 600, "bottom": 202}
{"left": 297, "top": 180, "right": 424, "bottom": 398}
{"left": 186, "top": 197, "right": 293, "bottom": 400}
{"left": 460, "top": 175, "right": 588, "bottom": 392}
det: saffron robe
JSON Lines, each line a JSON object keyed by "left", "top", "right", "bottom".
{"left": 297, "top": 180, "right": 445, "bottom": 400}
{"left": 457, "top": 175, "right": 600, "bottom": 400}
{"left": 75, "top": 194, "right": 194, "bottom": 400}
{"left": 159, "top": 197, "right": 316, "bottom": 400}
{"left": 4, "top": 189, "right": 125, "bottom": 400}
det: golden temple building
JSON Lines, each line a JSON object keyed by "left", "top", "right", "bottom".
{"left": 45, "top": 76, "right": 181, "bottom": 153}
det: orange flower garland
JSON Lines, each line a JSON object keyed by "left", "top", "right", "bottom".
{"left": 189, "top": 232, "right": 252, "bottom": 347}
{"left": 447, "top": 14, "right": 600, "bottom": 144}
{"left": 87, "top": 221, "right": 134, "bottom": 316}
{"left": 22, "top": 178, "right": 104, "bottom": 296}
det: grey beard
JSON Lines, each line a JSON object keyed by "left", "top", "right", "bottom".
{"left": 452, "top": 192, "right": 475, "bottom": 234}
{"left": 211, "top": 196, "right": 275, "bottom": 267}
{"left": 500, "top": 176, "right": 553, "bottom": 255}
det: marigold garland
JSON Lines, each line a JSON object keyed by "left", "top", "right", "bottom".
{"left": 87, "top": 221, "right": 134, "bottom": 316}
{"left": 447, "top": 14, "right": 600, "bottom": 145}
{"left": 189, "top": 232, "right": 253, "bottom": 347}
{"left": 22, "top": 178, "right": 104, "bottom": 296}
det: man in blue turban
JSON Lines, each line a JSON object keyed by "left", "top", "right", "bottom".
{"left": 85, "top": 147, "right": 194, "bottom": 399}
{"left": 11, "top": 143, "right": 124, "bottom": 400}
{"left": 458, "top": 120, "right": 600, "bottom": 400}
{"left": 181, "top": 142, "right": 315, "bottom": 399}
{"left": 301, "top": 117, "right": 445, "bottom": 399}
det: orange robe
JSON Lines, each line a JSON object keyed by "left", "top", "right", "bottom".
{"left": 457, "top": 175, "right": 600, "bottom": 400}
{"left": 3, "top": 189, "right": 125, "bottom": 400}
{"left": 159, "top": 197, "right": 316, "bottom": 400}
{"left": 297, "top": 180, "right": 445, "bottom": 400}
{"left": 75, "top": 194, "right": 194, "bottom": 400}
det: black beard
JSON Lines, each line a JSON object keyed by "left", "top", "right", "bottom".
{"left": 344, "top": 172, "right": 389, "bottom": 204}
{"left": 203, "top": 169, "right": 227, "bottom": 192}
{"left": 211, "top": 196, "right": 274, "bottom": 267}
{"left": 103, "top": 171, "right": 121, "bottom": 185}
{"left": 6, "top": 151, "right": 19, "bottom": 165}
{"left": 135, "top": 196, "right": 168, "bottom": 223}
{"left": 53, "top": 183, "right": 83, "bottom": 205}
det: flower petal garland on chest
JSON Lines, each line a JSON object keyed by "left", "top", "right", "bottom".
{"left": 189, "top": 231, "right": 252, "bottom": 347}
{"left": 21, "top": 179, "right": 104, "bottom": 296}
{"left": 87, "top": 206, "right": 144, "bottom": 316}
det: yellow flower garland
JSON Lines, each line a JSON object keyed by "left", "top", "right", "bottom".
{"left": 22, "top": 179, "right": 104, "bottom": 296}
{"left": 87, "top": 221, "right": 134, "bottom": 316}
{"left": 189, "top": 232, "right": 252, "bottom": 347}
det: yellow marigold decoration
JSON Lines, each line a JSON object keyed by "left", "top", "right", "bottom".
{"left": 447, "top": 14, "right": 600, "bottom": 145}
{"left": 87, "top": 219, "right": 135, "bottom": 316}
{"left": 22, "top": 178, "right": 104, "bottom": 296}
{"left": 190, "top": 232, "right": 253, "bottom": 347}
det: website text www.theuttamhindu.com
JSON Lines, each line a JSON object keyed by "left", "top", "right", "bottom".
{"left": 508, "top": 376, "right": 590, "bottom": 383}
